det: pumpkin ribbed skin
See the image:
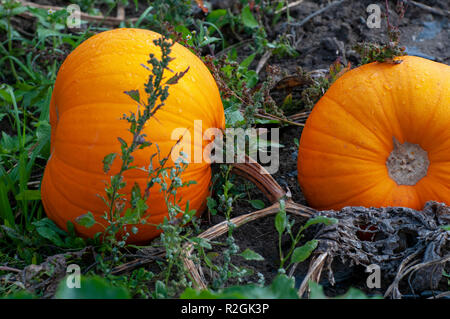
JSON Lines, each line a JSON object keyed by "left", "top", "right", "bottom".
{"left": 41, "top": 28, "right": 225, "bottom": 243}
{"left": 298, "top": 56, "right": 450, "bottom": 211}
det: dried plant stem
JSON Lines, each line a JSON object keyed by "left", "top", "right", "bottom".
{"left": 298, "top": 252, "right": 328, "bottom": 297}
{"left": 230, "top": 155, "right": 287, "bottom": 203}
{"left": 385, "top": 252, "right": 450, "bottom": 299}
{"left": 17, "top": 0, "right": 138, "bottom": 25}
{"left": 183, "top": 200, "right": 315, "bottom": 289}
{"left": 275, "top": 0, "right": 304, "bottom": 14}
{"left": 287, "top": 0, "right": 346, "bottom": 28}
{"left": 0, "top": 266, "right": 21, "bottom": 273}
{"left": 409, "top": 1, "right": 450, "bottom": 16}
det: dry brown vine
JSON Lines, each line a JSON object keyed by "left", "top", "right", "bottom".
{"left": 182, "top": 155, "right": 450, "bottom": 299}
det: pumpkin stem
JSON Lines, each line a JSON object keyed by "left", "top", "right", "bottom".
{"left": 231, "top": 155, "right": 287, "bottom": 203}
{"left": 386, "top": 137, "right": 429, "bottom": 186}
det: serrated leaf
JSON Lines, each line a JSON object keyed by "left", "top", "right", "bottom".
{"left": 291, "top": 240, "right": 318, "bottom": 264}
{"left": 239, "top": 248, "right": 264, "bottom": 261}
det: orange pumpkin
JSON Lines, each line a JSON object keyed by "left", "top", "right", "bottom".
{"left": 298, "top": 56, "right": 450, "bottom": 211}
{"left": 41, "top": 28, "right": 225, "bottom": 243}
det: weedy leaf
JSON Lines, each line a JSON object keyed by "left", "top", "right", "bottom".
{"left": 131, "top": 182, "right": 142, "bottom": 206}
{"left": 124, "top": 89, "right": 140, "bottom": 103}
{"left": 55, "top": 276, "right": 130, "bottom": 299}
{"left": 239, "top": 248, "right": 264, "bottom": 261}
{"left": 15, "top": 190, "right": 41, "bottom": 201}
{"left": 308, "top": 281, "right": 382, "bottom": 299}
{"left": 117, "top": 137, "right": 128, "bottom": 148}
{"left": 35, "top": 224, "right": 64, "bottom": 246}
{"left": 102, "top": 153, "right": 117, "bottom": 173}
{"left": 304, "top": 216, "right": 338, "bottom": 229}
{"left": 291, "top": 240, "right": 318, "bottom": 264}
{"left": 240, "top": 53, "right": 256, "bottom": 69}
{"left": 241, "top": 5, "right": 259, "bottom": 29}
{"left": 75, "top": 212, "right": 96, "bottom": 229}
{"left": 441, "top": 225, "right": 450, "bottom": 231}
{"left": 191, "top": 237, "right": 212, "bottom": 250}
{"left": 275, "top": 209, "right": 287, "bottom": 235}
{"left": 207, "top": 197, "right": 217, "bottom": 215}
{"left": 166, "top": 66, "right": 190, "bottom": 85}
{"left": 249, "top": 199, "right": 265, "bottom": 210}
{"left": 181, "top": 274, "right": 298, "bottom": 299}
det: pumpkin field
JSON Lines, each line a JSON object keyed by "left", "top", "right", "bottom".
{"left": 0, "top": 0, "right": 449, "bottom": 301}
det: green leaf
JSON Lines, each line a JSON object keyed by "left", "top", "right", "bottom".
{"left": 191, "top": 237, "right": 212, "bottom": 250}
{"left": 0, "top": 181, "right": 15, "bottom": 227}
{"left": 55, "top": 276, "right": 130, "bottom": 299}
{"left": 207, "top": 197, "right": 217, "bottom": 215}
{"left": 102, "top": 153, "right": 117, "bottom": 173}
{"left": 1, "top": 132, "right": 16, "bottom": 152}
{"left": 36, "top": 120, "right": 51, "bottom": 141}
{"left": 275, "top": 208, "right": 286, "bottom": 235}
{"left": 206, "top": 9, "right": 228, "bottom": 27}
{"left": 33, "top": 218, "right": 68, "bottom": 246}
{"left": 75, "top": 212, "right": 96, "bottom": 229}
{"left": 1, "top": 291, "right": 36, "bottom": 299}
{"left": 15, "top": 190, "right": 41, "bottom": 201}
{"left": 308, "top": 281, "right": 327, "bottom": 299}
{"left": 304, "top": 216, "right": 338, "bottom": 229}
{"left": 181, "top": 274, "right": 298, "bottom": 299}
{"left": 241, "top": 5, "right": 259, "bottom": 29}
{"left": 200, "top": 36, "right": 221, "bottom": 47}
{"left": 238, "top": 248, "right": 264, "bottom": 261}
{"left": 291, "top": 240, "right": 318, "bottom": 264}
{"left": 248, "top": 199, "right": 265, "bottom": 210}
{"left": 240, "top": 53, "right": 256, "bottom": 69}
{"left": 308, "top": 281, "right": 382, "bottom": 299}
{"left": 441, "top": 225, "right": 450, "bottom": 231}
{"left": 35, "top": 224, "right": 64, "bottom": 246}
{"left": 224, "top": 108, "right": 244, "bottom": 127}
{"left": 124, "top": 89, "right": 140, "bottom": 103}
{"left": 244, "top": 70, "right": 259, "bottom": 88}
{"left": 174, "top": 25, "right": 193, "bottom": 45}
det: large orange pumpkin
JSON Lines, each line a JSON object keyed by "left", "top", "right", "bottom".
{"left": 298, "top": 56, "right": 450, "bottom": 211}
{"left": 41, "top": 28, "right": 225, "bottom": 243}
